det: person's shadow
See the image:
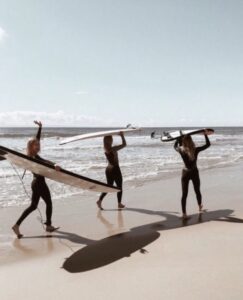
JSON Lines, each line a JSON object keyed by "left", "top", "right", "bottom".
{"left": 62, "top": 208, "right": 243, "bottom": 273}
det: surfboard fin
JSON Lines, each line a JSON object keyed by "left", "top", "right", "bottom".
{"left": 126, "top": 124, "right": 137, "bottom": 129}
{"left": 163, "top": 131, "right": 172, "bottom": 139}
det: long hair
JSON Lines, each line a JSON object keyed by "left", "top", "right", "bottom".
{"left": 103, "top": 135, "right": 113, "bottom": 152}
{"left": 26, "top": 138, "right": 38, "bottom": 156}
{"left": 182, "top": 135, "right": 196, "bottom": 161}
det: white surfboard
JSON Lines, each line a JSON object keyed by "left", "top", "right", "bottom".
{"left": 151, "top": 128, "right": 214, "bottom": 142}
{"left": 60, "top": 126, "right": 141, "bottom": 145}
{"left": 0, "top": 146, "right": 119, "bottom": 193}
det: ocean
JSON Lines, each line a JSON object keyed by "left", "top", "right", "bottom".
{"left": 0, "top": 127, "right": 243, "bottom": 207}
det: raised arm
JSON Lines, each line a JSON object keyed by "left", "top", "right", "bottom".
{"left": 112, "top": 132, "right": 127, "bottom": 152}
{"left": 197, "top": 133, "right": 211, "bottom": 152}
{"left": 34, "top": 120, "right": 42, "bottom": 141}
{"left": 174, "top": 131, "right": 183, "bottom": 152}
{"left": 174, "top": 138, "right": 182, "bottom": 152}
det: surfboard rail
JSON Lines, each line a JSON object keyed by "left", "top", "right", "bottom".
{"left": 0, "top": 145, "right": 120, "bottom": 193}
{"left": 59, "top": 127, "right": 141, "bottom": 145}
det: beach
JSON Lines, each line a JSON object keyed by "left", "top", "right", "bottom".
{"left": 1, "top": 162, "right": 243, "bottom": 300}
{"left": 1, "top": 0, "right": 243, "bottom": 298}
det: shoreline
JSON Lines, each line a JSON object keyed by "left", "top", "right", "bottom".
{"left": 1, "top": 126, "right": 243, "bottom": 210}
{"left": 1, "top": 159, "right": 242, "bottom": 210}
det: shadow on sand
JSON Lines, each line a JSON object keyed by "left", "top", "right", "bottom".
{"left": 62, "top": 208, "right": 243, "bottom": 273}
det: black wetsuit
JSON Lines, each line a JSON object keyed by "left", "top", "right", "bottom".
{"left": 0, "top": 150, "right": 6, "bottom": 161}
{"left": 174, "top": 135, "right": 211, "bottom": 214}
{"left": 99, "top": 151, "right": 123, "bottom": 203}
{"left": 16, "top": 127, "right": 54, "bottom": 226}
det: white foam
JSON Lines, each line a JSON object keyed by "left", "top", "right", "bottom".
{"left": 1, "top": 127, "right": 243, "bottom": 207}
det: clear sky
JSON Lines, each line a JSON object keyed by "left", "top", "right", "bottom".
{"left": 0, "top": 0, "right": 243, "bottom": 127}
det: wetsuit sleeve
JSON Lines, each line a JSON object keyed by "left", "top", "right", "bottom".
{"left": 0, "top": 149, "right": 6, "bottom": 161}
{"left": 112, "top": 134, "right": 127, "bottom": 151}
{"left": 36, "top": 126, "right": 42, "bottom": 141}
{"left": 197, "top": 134, "right": 211, "bottom": 152}
{"left": 174, "top": 139, "right": 182, "bottom": 153}
{"left": 35, "top": 155, "right": 55, "bottom": 166}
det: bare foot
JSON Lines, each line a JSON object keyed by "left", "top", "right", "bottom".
{"left": 118, "top": 203, "right": 125, "bottom": 209}
{"left": 199, "top": 204, "right": 203, "bottom": 213}
{"left": 46, "top": 225, "right": 59, "bottom": 233}
{"left": 182, "top": 214, "right": 190, "bottom": 220}
{"left": 12, "top": 225, "right": 23, "bottom": 239}
{"left": 96, "top": 200, "right": 104, "bottom": 210}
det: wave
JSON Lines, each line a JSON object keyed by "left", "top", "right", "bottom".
{"left": 1, "top": 127, "right": 243, "bottom": 207}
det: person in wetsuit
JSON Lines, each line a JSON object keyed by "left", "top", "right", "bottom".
{"left": 12, "top": 121, "right": 60, "bottom": 238}
{"left": 174, "top": 130, "right": 211, "bottom": 219}
{"left": 97, "top": 132, "right": 127, "bottom": 210}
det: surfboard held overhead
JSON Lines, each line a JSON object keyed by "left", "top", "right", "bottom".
{"left": 59, "top": 125, "right": 141, "bottom": 145}
{"left": 152, "top": 128, "right": 214, "bottom": 142}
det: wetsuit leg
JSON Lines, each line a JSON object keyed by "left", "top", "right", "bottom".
{"left": 16, "top": 181, "right": 40, "bottom": 226}
{"left": 191, "top": 169, "right": 202, "bottom": 206}
{"left": 99, "top": 167, "right": 115, "bottom": 201}
{"left": 181, "top": 169, "right": 190, "bottom": 214}
{"left": 40, "top": 182, "right": 52, "bottom": 226}
{"left": 113, "top": 167, "right": 123, "bottom": 203}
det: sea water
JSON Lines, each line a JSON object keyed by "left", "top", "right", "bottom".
{"left": 0, "top": 127, "right": 243, "bottom": 207}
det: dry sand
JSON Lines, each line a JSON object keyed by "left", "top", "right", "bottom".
{"left": 0, "top": 164, "right": 243, "bottom": 300}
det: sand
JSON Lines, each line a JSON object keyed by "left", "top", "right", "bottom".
{"left": 0, "top": 163, "right": 243, "bottom": 300}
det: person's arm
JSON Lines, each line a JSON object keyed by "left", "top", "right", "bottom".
{"left": 197, "top": 133, "right": 211, "bottom": 152}
{"left": 34, "top": 120, "right": 42, "bottom": 141}
{"left": 0, "top": 148, "right": 5, "bottom": 160}
{"left": 35, "top": 155, "right": 61, "bottom": 171}
{"left": 112, "top": 132, "right": 127, "bottom": 152}
{"left": 174, "top": 136, "right": 182, "bottom": 152}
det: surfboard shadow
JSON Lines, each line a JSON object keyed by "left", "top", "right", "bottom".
{"left": 63, "top": 208, "right": 240, "bottom": 273}
{"left": 63, "top": 225, "right": 160, "bottom": 273}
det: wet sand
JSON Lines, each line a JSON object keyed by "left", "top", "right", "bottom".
{"left": 1, "top": 164, "right": 243, "bottom": 300}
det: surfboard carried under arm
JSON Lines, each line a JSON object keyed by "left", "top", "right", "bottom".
{"left": 154, "top": 128, "right": 214, "bottom": 142}
{"left": 0, "top": 145, "right": 119, "bottom": 193}
{"left": 60, "top": 125, "right": 141, "bottom": 145}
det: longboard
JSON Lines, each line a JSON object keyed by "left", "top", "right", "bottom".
{"left": 0, "top": 145, "right": 119, "bottom": 193}
{"left": 159, "top": 128, "right": 214, "bottom": 142}
{"left": 60, "top": 127, "right": 141, "bottom": 145}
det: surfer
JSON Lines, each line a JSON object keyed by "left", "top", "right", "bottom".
{"left": 12, "top": 121, "right": 60, "bottom": 238}
{"left": 174, "top": 130, "right": 211, "bottom": 220}
{"left": 97, "top": 132, "right": 126, "bottom": 210}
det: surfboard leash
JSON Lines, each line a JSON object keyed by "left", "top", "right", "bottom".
{"left": 9, "top": 162, "right": 46, "bottom": 231}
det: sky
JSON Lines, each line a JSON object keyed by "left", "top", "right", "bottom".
{"left": 0, "top": 0, "right": 243, "bottom": 127}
